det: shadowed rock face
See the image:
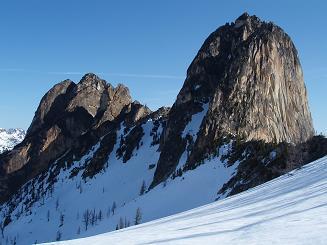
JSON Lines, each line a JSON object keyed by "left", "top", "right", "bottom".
{"left": 151, "top": 13, "right": 314, "bottom": 187}
{"left": 26, "top": 80, "right": 75, "bottom": 137}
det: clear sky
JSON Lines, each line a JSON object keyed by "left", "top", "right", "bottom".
{"left": 0, "top": 1, "right": 326, "bottom": 134}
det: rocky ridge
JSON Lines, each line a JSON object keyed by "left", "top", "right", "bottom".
{"left": 0, "top": 73, "right": 161, "bottom": 202}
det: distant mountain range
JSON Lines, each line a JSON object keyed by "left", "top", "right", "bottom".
{"left": 0, "top": 128, "right": 25, "bottom": 154}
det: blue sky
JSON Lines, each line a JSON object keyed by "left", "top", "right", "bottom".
{"left": 0, "top": 1, "right": 326, "bottom": 134}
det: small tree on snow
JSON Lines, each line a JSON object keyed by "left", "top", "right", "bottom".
{"left": 134, "top": 207, "right": 142, "bottom": 225}
{"left": 47, "top": 210, "right": 50, "bottom": 222}
{"left": 55, "top": 198, "right": 59, "bottom": 211}
{"left": 106, "top": 207, "right": 111, "bottom": 218}
{"left": 139, "top": 180, "right": 146, "bottom": 195}
{"left": 124, "top": 217, "right": 128, "bottom": 228}
{"left": 49, "top": 184, "right": 54, "bottom": 197}
{"left": 119, "top": 217, "right": 124, "bottom": 229}
{"left": 59, "top": 213, "right": 64, "bottom": 227}
{"left": 90, "top": 209, "right": 97, "bottom": 226}
{"left": 111, "top": 201, "right": 117, "bottom": 215}
{"left": 56, "top": 231, "right": 62, "bottom": 241}
{"left": 82, "top": 209, "right": 90, "bottom": 231}
{"left": 0, "top": 223, "right": 4, "bottom": 238}
{"left": 98, "top": 210, "right": 103, "bottom": 222}
{"left": 77, "top": 226, "right": 81, "bottom": 235}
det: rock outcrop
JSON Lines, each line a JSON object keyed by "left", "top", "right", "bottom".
{"left": 152, "top": 13, "right": 314, "bottom": 186}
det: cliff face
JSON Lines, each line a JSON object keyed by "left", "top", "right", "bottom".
{"left": 152, "top": 13, "right": 314, "bottom": 186}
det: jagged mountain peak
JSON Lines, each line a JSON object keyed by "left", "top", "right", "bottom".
{"left": 234, "top": 12, "right": 261, "bottom": 25}
{"left": 77, "top": 73, "right": 109, "bottom": 92}
{"left": 79, "top": 72, "right": 102, "bottom": 83}
{"left": 236, "top": 12, "right": 251, "bottom": 21}
{"left": 0, "top": 73, "right": 138, "bottom": 202}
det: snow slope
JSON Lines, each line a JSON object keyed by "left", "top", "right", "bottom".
{"left": 0, "top": 128, "right": 25, "bottom": 153}
{"left": 49, "top": 156, "right": 327, "bottom": 245}
{"left": 0, "top": 120, "right": 238, "bottom": 244}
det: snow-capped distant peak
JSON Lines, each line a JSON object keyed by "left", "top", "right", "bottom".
{"left": 0, "top": 128, "right": 26, "bottom": 153}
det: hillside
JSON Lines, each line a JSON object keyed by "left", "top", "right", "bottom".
{"left": 50, "top": 156, "right": 327, "bottom": 245}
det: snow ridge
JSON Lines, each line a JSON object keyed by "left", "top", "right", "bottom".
{"left": 0, "top": 128, "right": 25, "bottom": 153}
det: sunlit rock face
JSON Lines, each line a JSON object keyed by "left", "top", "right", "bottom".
{"left": 0, "top": 73, "right": 146, "bottom": 203}
{"left": 152, "top": 13, "right": 314, "bottom": 186}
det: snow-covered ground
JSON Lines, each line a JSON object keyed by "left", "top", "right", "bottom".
{"left": 0, "top": 120, "right": 238, "bottom": 244}
{"left": 48, "top": 156, "right": 327, "bottom": 245}
{"left": 0, "top": 128, "right": 25, "bottom": 153}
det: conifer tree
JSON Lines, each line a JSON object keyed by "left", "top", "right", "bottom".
{"left": 59, "top": 213, "right": 64, "bottom": 227}
{"left": 111, "top": 201, "right": 117, "bottom": 215}
{"left": 47, "top": 210, "right": 50, "bottom": 222}
{"left": 134, "top": 207, "right": 142, "bottom": 225}
{"left": 119, "top": 217, "right": 124, "bottom": 229}
{"left": 139, "top": 181, "right": 146, "bottom": 195}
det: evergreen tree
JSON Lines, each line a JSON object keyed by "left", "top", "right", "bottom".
{"left": 139, "top": 181, "right": 146, "bottom": 195}
{"left": 98, "top": 210, "right": 103, "bottom": 221}
{"left": 111, "top": 201, "right": 117, "bottom": 215}
{"left": 59, "top": 213, "right": 64, "bottom": 227}
{"left": 134, "top": 207, "right": 142, "bottom": 225}
{"left": 119, "top": 217, "right": 124, "bottom": 229}
{"left": 0, "top": 223, "right": 4, "bottom": 238}
{"left": 55, "top": 198, "right": 59, "bottom": 211}
{"left": 106, "top": 207, "right": 111, "bottom": 218}
{"left": 47, "top": 210, "right": 50, "bottom": 222}
{"left": 56, "top": 231, "right": 62, "bottom": 241}
{"left": 90, "top": 209, "right": 96, "bottom": 226}
{"left": 82, "top": 209, "right": 90, "bottom": 231}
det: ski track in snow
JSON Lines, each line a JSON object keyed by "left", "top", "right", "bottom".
{"left": 47, "top": 156, "right": 327, "bottom": 245}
